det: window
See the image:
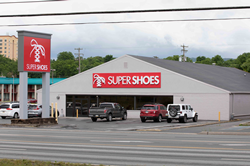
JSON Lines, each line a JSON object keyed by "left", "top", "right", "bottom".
{"left": 182, "top": 105, "right": 185, "bottom": 110}
{"left": 186, "top": 105, "right": 188, "bottom": 110}
{"left": 0, "top": 47, "right": 2, "bottom": 49}
{"left": 0, "top": 39, "right": 2, "bottom": 42}
{"left": 4, "top": 39, "right": 7, "bottom": 42}
{"left": 0, "top": 51, "right": 2, "bottom": 53}
{"left": 12, "top": 104, "right": 20, "bottom": 108}
{"left": 4, "top": 47, "right": 6, "bottom": 49}
{"left": 0, "top": 43, "right": 2, "bottom": 46}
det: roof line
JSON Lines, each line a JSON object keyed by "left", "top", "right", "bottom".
{"left": 128, "top": 55, "right": 230, "bottom": 93}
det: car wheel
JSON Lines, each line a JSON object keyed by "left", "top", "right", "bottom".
{"left": 167, "top": 118, "right": 172, "bottom": 123}
{"left": 91, "top": 117, "right": 97, "bottom": 122}
{"left": 193, "top": 115, "right": 198, "bottom": 122}
{"left": 107, "top": 114, "right": 112, "bottom": 122}
{"left": 141, "top": 117, "right": 146, "bottom": 123}
{"left": 13, "top": 113, "right": 19, "bottom": 119}
{"left": 183, "top": 115, "right": 187, "bottom": 123}
{"left": 122, "top": 113, "right": 127, "bottom": 120}
{"left": 1, "top": 116, "right": 6, "bottom": 119}
{"left": 169, "top": 108, "right": 178, "bottom": 117}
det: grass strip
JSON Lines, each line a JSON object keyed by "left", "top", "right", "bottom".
{"left": 0, "top": 159, "right": 105, "bottom": 166}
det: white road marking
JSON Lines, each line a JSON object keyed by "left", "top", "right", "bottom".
{"left": 221, "top": 158, "right": 250, "bottom": 161}
{"left": 90, "top": 140, "right": 152, "bottom": 143}
{"left": 0, "top": 147, "right": 26, "bottom": 151}
{"left": 220, "top": 144, "right": 250, "bottom": 146}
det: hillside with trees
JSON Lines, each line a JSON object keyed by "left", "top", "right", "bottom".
{"left": 0, "top": 52, "right": 249, "bottom": 78}
{"left": 164, "top": 53, "right": 250, "bottom": 73}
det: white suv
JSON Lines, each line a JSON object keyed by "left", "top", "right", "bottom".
{"left": 167, "top": 104, "right": 198, "bottom": 123}
{"left": 0, "top": 102, "right": 20, "bottom": 119}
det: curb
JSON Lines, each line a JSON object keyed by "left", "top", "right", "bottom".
{"left": 136, "top": 119, "right": 242, "bottom": 132}
{"left": 199, "top": 131, "right": 250, "bottom": 135}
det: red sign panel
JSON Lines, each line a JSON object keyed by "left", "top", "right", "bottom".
{"left": 23, "top": 36, "right": 50, "bottom": 72}
{"left": 93, "top": 73, "right": 161, "bottom": 88}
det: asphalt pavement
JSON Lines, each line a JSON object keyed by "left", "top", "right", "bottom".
{"left": 0, "top": 115, "right": 250, "bottom": 135}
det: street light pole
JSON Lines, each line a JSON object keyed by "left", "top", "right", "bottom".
{"left": 12, "top": 75, "right": 14, "bottom": 102}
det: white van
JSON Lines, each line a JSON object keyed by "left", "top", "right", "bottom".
{"left": 0, "top": 102, "right": 20, "bottom": 119}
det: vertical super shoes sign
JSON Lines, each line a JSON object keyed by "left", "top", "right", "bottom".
{"left": 23, "top": 36, "right": 50, "bottom": 72}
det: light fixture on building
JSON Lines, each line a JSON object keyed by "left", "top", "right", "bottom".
{"left": 56, "top": 95, "right": 60, "bottom": 100}
{"left": 180, "top": 97, "right": 184, "bottom": 102}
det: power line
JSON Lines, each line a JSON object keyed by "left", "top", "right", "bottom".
{"left": 1, "top": 17, "right": 250, "bottom": 27}
{"left": 1, "top": 6, "right": 250, "bottom": 18}
{"left": 0, "top": 0, "right": 64, "bottom": 4}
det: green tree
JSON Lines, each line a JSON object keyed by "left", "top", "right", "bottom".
{"left": 164, "top": 55, "right": 180, "bottom": 61}
{"left": 103, "top": 55, "right": 115, "bottom": 62}
{"left": 0, "top": 54, "right": 18, "bottom": 77}
{"left": 51, "top": 59, "right": 78, "bottom": 77}
{"left": 241, "top": 58, "right": 250, "bottom": 72}
{"left": 196, "top": 56, "right": 206, "bottom": 62}
{"left": 57, "top": 52, "right": 75, "bottom": 61}
{"left": 211, "top": 55, "right": 224, "bottom": 66}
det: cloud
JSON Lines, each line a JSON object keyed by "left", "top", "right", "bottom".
{"left": 1, "top": 0, "right": 250, "bottom": 59}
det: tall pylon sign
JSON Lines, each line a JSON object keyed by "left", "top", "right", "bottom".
{"left": 18, "top": 31, "right": 52, "bottom": 119}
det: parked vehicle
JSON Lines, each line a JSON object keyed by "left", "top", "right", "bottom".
{"left": 167, "top": 104, "right": 198, "bottom": 123}
{"left": 28, "top": 104, "right": 42, "bottom": 118}
{"left": 27, "top": 99, "right": 37, "bottom": 103}
{"left": 89, "top": 102, "right": 127, "bottom": 122}
{"left": 140, "top": 103, "right": 168, "bottom": 122}
{"left": 0, "top": 102, "right": 20, "bottom": 119}
{"left": 28, "top": 104, "right": 59, "bottom": 118}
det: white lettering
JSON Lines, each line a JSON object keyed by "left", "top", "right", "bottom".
{"left": 150, "top": 76, "right": 154, "bottom": 84}
{"left": 108, "top": 76, "right": 113, "bottom": 85}
{"left": 127, "top": 76, "right": 131, "bottom": 84}
{"left": 143, "top": 76, "right": 150, "bottom": 85}
{"left": 132, "top": 76, "right": 137, "bottom": 85}
{"left": 154, "top": 76, "right": 160, "bottom": 84}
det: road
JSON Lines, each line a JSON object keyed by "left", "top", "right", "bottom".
{"left": 0, "top": 123, "right": 250, "bottom": 166}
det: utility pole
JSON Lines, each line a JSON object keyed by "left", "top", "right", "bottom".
{"left": 74, "top": 48, "right": 84, "bottom": 73}
{"left": 181, "top": 44, "right": 188, "bottom": 62}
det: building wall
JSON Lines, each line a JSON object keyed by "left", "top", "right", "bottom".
{"left": 231, "top": 93, "right": 250, "bottom": 119}
{"left": 174, "top": 93, "right": 230, "bottom": 121}
{"left": 0, "top": 35, "right": 18, "bottom": 60}
{"left": 40, "top": 55, "right": 230, "bottom": 119}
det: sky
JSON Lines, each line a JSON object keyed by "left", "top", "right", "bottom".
{"left": 1, "top": 0, "right": 250, "bottom": 60}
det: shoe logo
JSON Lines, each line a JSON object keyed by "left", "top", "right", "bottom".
{"left": 93, "top": 74, "right": 105, "bottom": 87}
{"left": 30, "top": 39, "right": 46, "bottom": 63}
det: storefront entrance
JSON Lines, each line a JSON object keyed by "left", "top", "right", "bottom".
{"left": 66, "top": 95, "right": 173, "bottom": 117}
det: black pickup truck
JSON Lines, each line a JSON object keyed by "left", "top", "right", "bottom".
{"left": 89, "top": 102, "right": 127, "bottom": 122}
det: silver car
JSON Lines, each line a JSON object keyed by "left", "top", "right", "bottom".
{"left": 28, "top": 104, "right": 42, "bottom": 118}
{"left": 28, "top": 104, "right": 59, "bottom": 118}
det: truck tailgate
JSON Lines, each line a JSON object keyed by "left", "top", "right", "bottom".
{"left": 89, "top": 108, "right": 106, "bottom": 114}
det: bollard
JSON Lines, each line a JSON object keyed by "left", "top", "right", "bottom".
{"left": 218, "top": 112, "right": 220, "bottom": 122}
{"left": 55, "top": 103, "right": 58, "bottom": 122}
{"left": 77, "top": 109, "right": 78, "bottom": 118}
{"left": 51, "top": 103, "right": 54, "bottom": 118}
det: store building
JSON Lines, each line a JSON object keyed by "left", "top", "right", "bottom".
{"left": 37, "top": 55, "right": 250, "bottom": 120}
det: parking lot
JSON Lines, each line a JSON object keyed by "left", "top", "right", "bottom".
{"left": 0, "top": 109, "right": 250, "bottom": 134}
